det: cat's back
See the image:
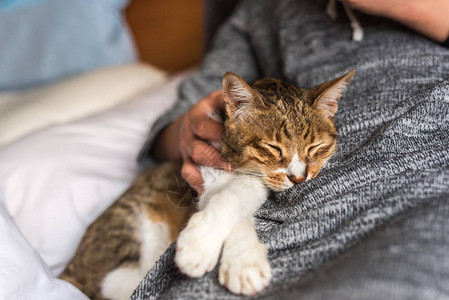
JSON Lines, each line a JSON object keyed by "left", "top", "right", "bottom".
{"left": 60, "top": 161, "right": 195, "bottom": 300}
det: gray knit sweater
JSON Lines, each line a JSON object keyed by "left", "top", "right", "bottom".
{"left": 135, "top": 0, "right": 449, "bottom": 299}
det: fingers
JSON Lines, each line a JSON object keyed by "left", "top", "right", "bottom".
{"left": 208, "top": 90, "right": 225, "bottom": 109}
{"left": 189, "top": 140, "right": 232, "bottom": 171}
{"left": 181, "top": 157, "right": 204, "bottom": 194}
{"left": 198, "top": 90, "right": 225, "bottom": 111}
{"left": 178, "top": 90, "right": 231, "bottom": 194}
{"left": 190, "top": 91, "right": 225, "bottom": 142}
{"left": 193, "top": 90, "right": 225, "bottom": 116}
{"left": 191, "top": 116, "right": 224, "bottom": 142}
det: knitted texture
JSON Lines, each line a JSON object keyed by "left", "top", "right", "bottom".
{"left": 134, "top": 0, "right": 449, "bottom": 298}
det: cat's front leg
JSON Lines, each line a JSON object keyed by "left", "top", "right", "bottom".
{"left": 219, "top": 217, "right": 271, "bottom": 296}
{"left": 175, "top": 168, "right": 267, "bottom": 278}
{"left": 175, "top": 210, "right": 225, "bottom": 277}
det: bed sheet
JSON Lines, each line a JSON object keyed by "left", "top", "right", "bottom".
{"left": 0, "top": 191, "right": 89, "bottom": 300}
{"left": 0, "top": 70, "right": 193, "bottom": 299}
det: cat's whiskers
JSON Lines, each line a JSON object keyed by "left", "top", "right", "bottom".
{"left": 234, "top": 169, "right": 264, "bottom": 177}
{"left": 204, "top": 166, "right": 264, "bottom": 177}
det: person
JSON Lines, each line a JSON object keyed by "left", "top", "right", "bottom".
{"left": 139, "top": 0, "right": 449, "bottom": 194}
{"left": 132, "top": 0, "right": 449, "bottom": 299}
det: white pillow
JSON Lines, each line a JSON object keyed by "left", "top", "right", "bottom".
{"left": 0, "top": 63, "right": 167, "bottom": 147}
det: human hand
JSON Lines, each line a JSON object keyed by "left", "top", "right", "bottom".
{"left": 178, "top": 90, "right": 232, "bottom": 194}
{"left": 339, "top": 0, "right": 449, "bottom": 42}
{"left": 338, "top": 0, "right": 404, "bottom": 19}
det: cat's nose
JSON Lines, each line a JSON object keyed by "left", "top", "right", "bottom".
{"left": 288, "top": 174, "right": 306, "bottom": 184}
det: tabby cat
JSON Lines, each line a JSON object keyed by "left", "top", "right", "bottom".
{"left": 60, "top": 70, "right": 354, "bottom": 299}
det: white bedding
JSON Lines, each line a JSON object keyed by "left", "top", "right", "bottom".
{"left": 0, "top": 192, "right": 89, "bottom": 300}
{"left": 0, "top": 70, "right": 193, "bottom": 299}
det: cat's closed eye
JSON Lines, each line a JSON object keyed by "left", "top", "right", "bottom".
{"left": 266, "top": 144, "right": 283, "bottom": 160}
{"left": 307, "top": 143, "right": 323, "bottom": 157}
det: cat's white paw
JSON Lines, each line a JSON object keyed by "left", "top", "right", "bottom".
{"left": 175, "top": 212, "right": 223, "bottom": 277}
{"left": 219, "top": 242, "right": 271, "bottom": 296}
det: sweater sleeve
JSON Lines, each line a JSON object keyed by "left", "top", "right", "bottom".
{"left": 137, "top": 0, "right": 261, "bottom": 169}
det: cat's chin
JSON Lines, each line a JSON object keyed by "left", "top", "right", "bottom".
{"left": 265, "top": 182, "right": 294, "bottom": 192}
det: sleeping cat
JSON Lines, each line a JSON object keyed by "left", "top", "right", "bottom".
{"left": 60, "top": 70, "right": 354, "bottom": 299}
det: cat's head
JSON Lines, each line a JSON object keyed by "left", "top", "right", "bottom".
{"left": 221, "top": 70, "right": 354, "bottom": 191}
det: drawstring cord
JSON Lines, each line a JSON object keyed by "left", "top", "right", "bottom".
{"left": 327, "top": 0, "right": 364, "bottom": 42}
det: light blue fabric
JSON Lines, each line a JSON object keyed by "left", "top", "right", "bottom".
{"left": 0, "top": 0, "right": 136, "bottom": 91}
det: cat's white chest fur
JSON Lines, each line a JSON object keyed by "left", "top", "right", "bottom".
{"left": 198, "top": 166, "right": 267, "bottom": 210}
{"left": 175, "top": 166, "right": 272, "bottom": 295}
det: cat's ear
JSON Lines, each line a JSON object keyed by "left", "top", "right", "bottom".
{"left": 311, "top": 70, "right": 354, "bottom": 117}
{"left": 222, "top": 72, "right": 258, "bottom": 119}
